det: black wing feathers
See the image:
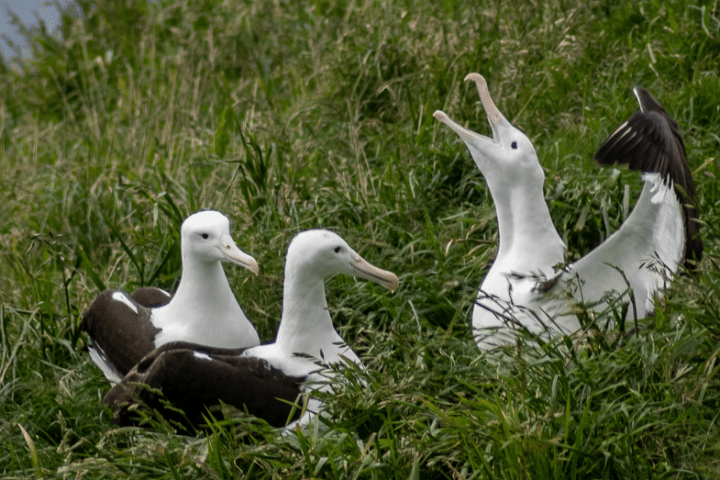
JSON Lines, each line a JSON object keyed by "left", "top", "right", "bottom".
{"left": 594, "top": 87, "right": 703, "bottom": 268}
{"left": 105, "top": 343, "right": 305, "bottom": 431}
{"left": 130, "top": 287, "right": 172, "bottom": 308}
{"left": 81, "top": 290, "right": 159, "bottom": 377}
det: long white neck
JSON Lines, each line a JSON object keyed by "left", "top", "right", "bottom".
{"left": 152, "top": 253, "right": 258, "bottom": 347}
{"left": 489, "top": 177, "right": 565, "bottom": 277}
{"left": 275, "top": 262, "right": 347, "bottom": 363}
{"left": 170, "top": 256, "right": 240, "bottom": 317}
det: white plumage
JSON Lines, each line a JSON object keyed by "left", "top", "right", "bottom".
{"left": 104, "top": 229, "right": 399, "bottom": 431}
{"left": 150, "top": 211, "right": 260, "bottom": 349}
{"left": 82, "top": 210, "right": 260, "bottom": 382}
{"left": 434, "top": 74, "right": 702, "bottom": 350}
{"left": 241, "top": 229, "right": 399, "bottom": 427}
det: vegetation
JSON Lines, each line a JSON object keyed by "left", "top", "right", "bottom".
{"left": 1, "top": 0, "right": 719, "bottom": 477}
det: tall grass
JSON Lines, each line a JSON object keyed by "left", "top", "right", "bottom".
{"left": 1, "top": 0, "right": 719, "bottom": 477}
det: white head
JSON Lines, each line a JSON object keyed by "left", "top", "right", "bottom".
{"left": 180, "top": 210, "right": 259, "bottom": 275}
{"left": 433, "top": 73, "right": 545, "bottom": 190}
{"left": 286, "top": 230, "right": 399, "bottom": 292}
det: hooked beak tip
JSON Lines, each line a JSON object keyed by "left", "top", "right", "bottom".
{"left": 464, "top": 72, "right": 506, "bottom": 128}
{"left": 351, "top": 256, "right": 400, "bottom": 293}
{"left": 247, "top": 259, "right": 260, "bottom": 276}
{"left": 464, "top": 73, "right": 487, "bottom": 86}
{"left": 464, "top": 72, "right": 486, "bottom": 85}
{"left": 433, "top": 110, "right": 448, "bottom": 122}
{"left": 227, "top": 252, "right": 259, "bottom": 275}
{"left": 221, "top": 234, "right": 259, "bottom": 275}
{"left": 387, "top": 274, "right": 400, "bottom": 293}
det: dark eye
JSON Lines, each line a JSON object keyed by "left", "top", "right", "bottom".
{"left": 334, "top": 246, "right": 341, "bottom": 253}
{"left": 511, "top": 141, "right": 518, "bottom": 149}
{"left": 201, "top": 233, "right": 209, "bottom": 239}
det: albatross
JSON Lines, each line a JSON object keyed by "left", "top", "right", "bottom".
{"left": 81, "top": 210, "right": 261, "bottom": 383}
{"left": 104, "top": 229, "right": 399, "bottom": 431}
{"left": 434, "top": 73, "right": 703, "bottom": 350}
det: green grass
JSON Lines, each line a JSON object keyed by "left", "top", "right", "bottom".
{"left": 1, "top": 0, "right": 720, "bottom": 477}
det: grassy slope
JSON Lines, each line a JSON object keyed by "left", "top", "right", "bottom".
{"left": 1, "top": 0, "right": 719, "bottom": 478}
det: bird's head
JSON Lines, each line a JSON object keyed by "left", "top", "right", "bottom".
{"left": 434, "top": 73, "right": 545, "bottom": 190}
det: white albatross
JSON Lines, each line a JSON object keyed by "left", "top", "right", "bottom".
{"left": 103, "top": 229, "right": 399, "bottom": 431}
{"left": 434, "top": 73, "right": 702, "bottom": 350}
{"left": 81, "top": 210, "right": 261, "bottom": 383}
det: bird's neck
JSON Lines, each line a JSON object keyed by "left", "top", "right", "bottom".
{"left": 275, "top": 265, "right": 341, "bottom": 359}
{"left": 491, "top": 179, "right": 565, "bottom": 275}
{"left": 161, "top": 256, "right": 242, "bottom": 325}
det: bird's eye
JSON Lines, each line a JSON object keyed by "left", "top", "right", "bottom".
{"left": 511, "top": 141, "right": 518, "bottom": 149}
{"left": 201, "top": 233, "right": 209, "bottom": 239}
{"left": 334, "top": 246, "right": 341, "bottom": 253}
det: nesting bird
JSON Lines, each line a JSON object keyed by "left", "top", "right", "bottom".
{"left": 82, "top": 210, "right": 260, "bottom": 383}
{"left": 105, "top": 229, "right": 399, "bottom": 430}
{"left": 434, "top": 74, "right": 702, "bottom": 350}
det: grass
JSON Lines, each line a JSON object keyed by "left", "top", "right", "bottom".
{"left": 1, "top": 0, "right": 720, "bottom": 477}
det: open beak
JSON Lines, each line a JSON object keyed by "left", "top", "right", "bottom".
{"left": 350, "top": 254, "right": 399, "bottom": 293}
{"left": 433, "top": 73, "right": 510, "bottom": 147}
{"left": 219, "top": 233, "right": 259, "bottom": 275}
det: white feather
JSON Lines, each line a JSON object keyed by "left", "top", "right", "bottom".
{"left": 435, "top": 74, "right": 688, "bottom": 350}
